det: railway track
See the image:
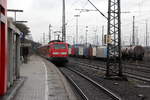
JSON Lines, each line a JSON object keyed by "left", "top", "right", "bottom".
{"left": 69, "top": 59, "right": 150, "bottom": 82}
{"left": 125, "top": 62, "right": 150, "bottom": 69}
{"left": 70, "top": 57, "right": 150, "bottom": 70}
{"left": 60, "top": 67, "right": 121, "bottom": 100}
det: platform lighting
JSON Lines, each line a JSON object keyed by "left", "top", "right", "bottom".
{"left": 7, "top": 9, "right": 23, "bottom": 22}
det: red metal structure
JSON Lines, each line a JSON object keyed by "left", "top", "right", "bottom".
{"left": 37, "top": 40, "right": 69, "bottom": 62}
{"left": 0, "top": 0, "right": 8, "bottom": 95}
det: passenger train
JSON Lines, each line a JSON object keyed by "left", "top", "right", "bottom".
{"left": 37, "top": 40, "right": 69, "bottom": 63}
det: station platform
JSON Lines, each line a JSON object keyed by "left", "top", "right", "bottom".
{"left": 13, "top": 55, "right": 77, "bottom": 100}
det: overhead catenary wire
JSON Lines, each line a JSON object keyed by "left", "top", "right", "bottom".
{"left": 67, "top": 0, "right": 150, "bottom": 46}
{"left": 66, "top": 0, "right": 88, "bottom": 27}
{"left": 87, "top": 0, "right": 108, "bottom": 19}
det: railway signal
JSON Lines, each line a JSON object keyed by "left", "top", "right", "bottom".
{"left": 104, "top": 35, "right": 112, "bottom": 44}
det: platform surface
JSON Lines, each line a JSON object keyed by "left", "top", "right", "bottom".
{"left": 14, "top": 55, "right": 77, "bottom": 100}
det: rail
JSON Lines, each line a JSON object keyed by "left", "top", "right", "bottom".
{"left": 60, "top": 68, "right": 89, "bottom": 100}
{"left": 61, "top": 67, "right": 122, "bottom": 100}
{"left": 70, "top": 60, "right": 150, "bottom": 82}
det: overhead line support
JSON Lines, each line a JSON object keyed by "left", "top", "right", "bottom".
{"left": 87, "top": 0, "right": 108, "bottom": 19}
{"left": 106, "top": 0, "right": 123, "bottom": 78}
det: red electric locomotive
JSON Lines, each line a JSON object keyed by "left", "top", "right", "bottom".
{"left": 37, "top": 40, "right": 69, "bottom": 63}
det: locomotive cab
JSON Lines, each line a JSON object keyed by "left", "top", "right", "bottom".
{"left": 48, "top": 42, "right": 69, "bottom": 62}
{"left": 37, "top": 40, "right": 69, "bottom": 63}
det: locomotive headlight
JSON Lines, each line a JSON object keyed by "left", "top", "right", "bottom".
{"left": 61, "top": 52, "right": 67, "bottom": 55}
{"left": 53, "top": 52, "right": 59, "bottom": 54}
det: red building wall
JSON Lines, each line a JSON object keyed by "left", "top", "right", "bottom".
{"left": 0, "top": 0, "right": 8, "bottom": 95}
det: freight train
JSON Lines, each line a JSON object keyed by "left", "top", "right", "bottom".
{"left": 121, "top": 46, "right": 144, "bottom": 60}
{"left": 69, "top": 44, "right": 145, "bottom": 61}
{"left": 37, "top": 40, "right": 69, "bottom": 63}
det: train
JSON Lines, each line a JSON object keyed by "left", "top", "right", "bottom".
{"left": 121, "top": 46, "right": 145, "bottom": 60}
{"left": 69, "top": 44, "right": 107, "bottom": 59}
{"left": 69, "top": 44, "right": 145, "bottom": 61}
{"left": 37, "top": 40, "right": 69, "bottom": 63}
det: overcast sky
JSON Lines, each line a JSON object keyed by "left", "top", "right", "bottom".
{"left": 7, "top": 0, "right": 150, "bottom": 46}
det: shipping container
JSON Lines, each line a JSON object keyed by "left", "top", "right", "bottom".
{"left": 78, "top": 47, "right": 84, "bottom": 56}
{"left": 96, "top": 46, "right": 107, "bottom": 58}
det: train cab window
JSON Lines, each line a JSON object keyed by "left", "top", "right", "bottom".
{"left": 68, "top": 45, "right": 72, "bottom": 48}
{"left": 53, "top": 44, "right": 66, "bottom": 49}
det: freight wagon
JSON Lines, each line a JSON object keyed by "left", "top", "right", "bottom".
{"left": 70, "top": 44, "right": 144, "bottom": 61}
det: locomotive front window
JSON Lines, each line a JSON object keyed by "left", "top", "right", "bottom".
{"left": 53, "top": 44, "right": 66, "bottom": 49}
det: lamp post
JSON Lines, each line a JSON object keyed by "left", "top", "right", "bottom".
{"left": 62, "top": 0, "right": 66, "bottom": 42}
{"left": 7, "top": 9, "right": 23, "bottom": 22}
{"left": 74, "top": 14, "right": 80, "bottom": 44}
{"left": 54, "top": 31, "right": 61, "bottom": 40}
{"left": 49, "top": 24, "right": 52, "bottom": 42}
{"left": 85, "top": 26, "right": 88, "bottom": 46}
